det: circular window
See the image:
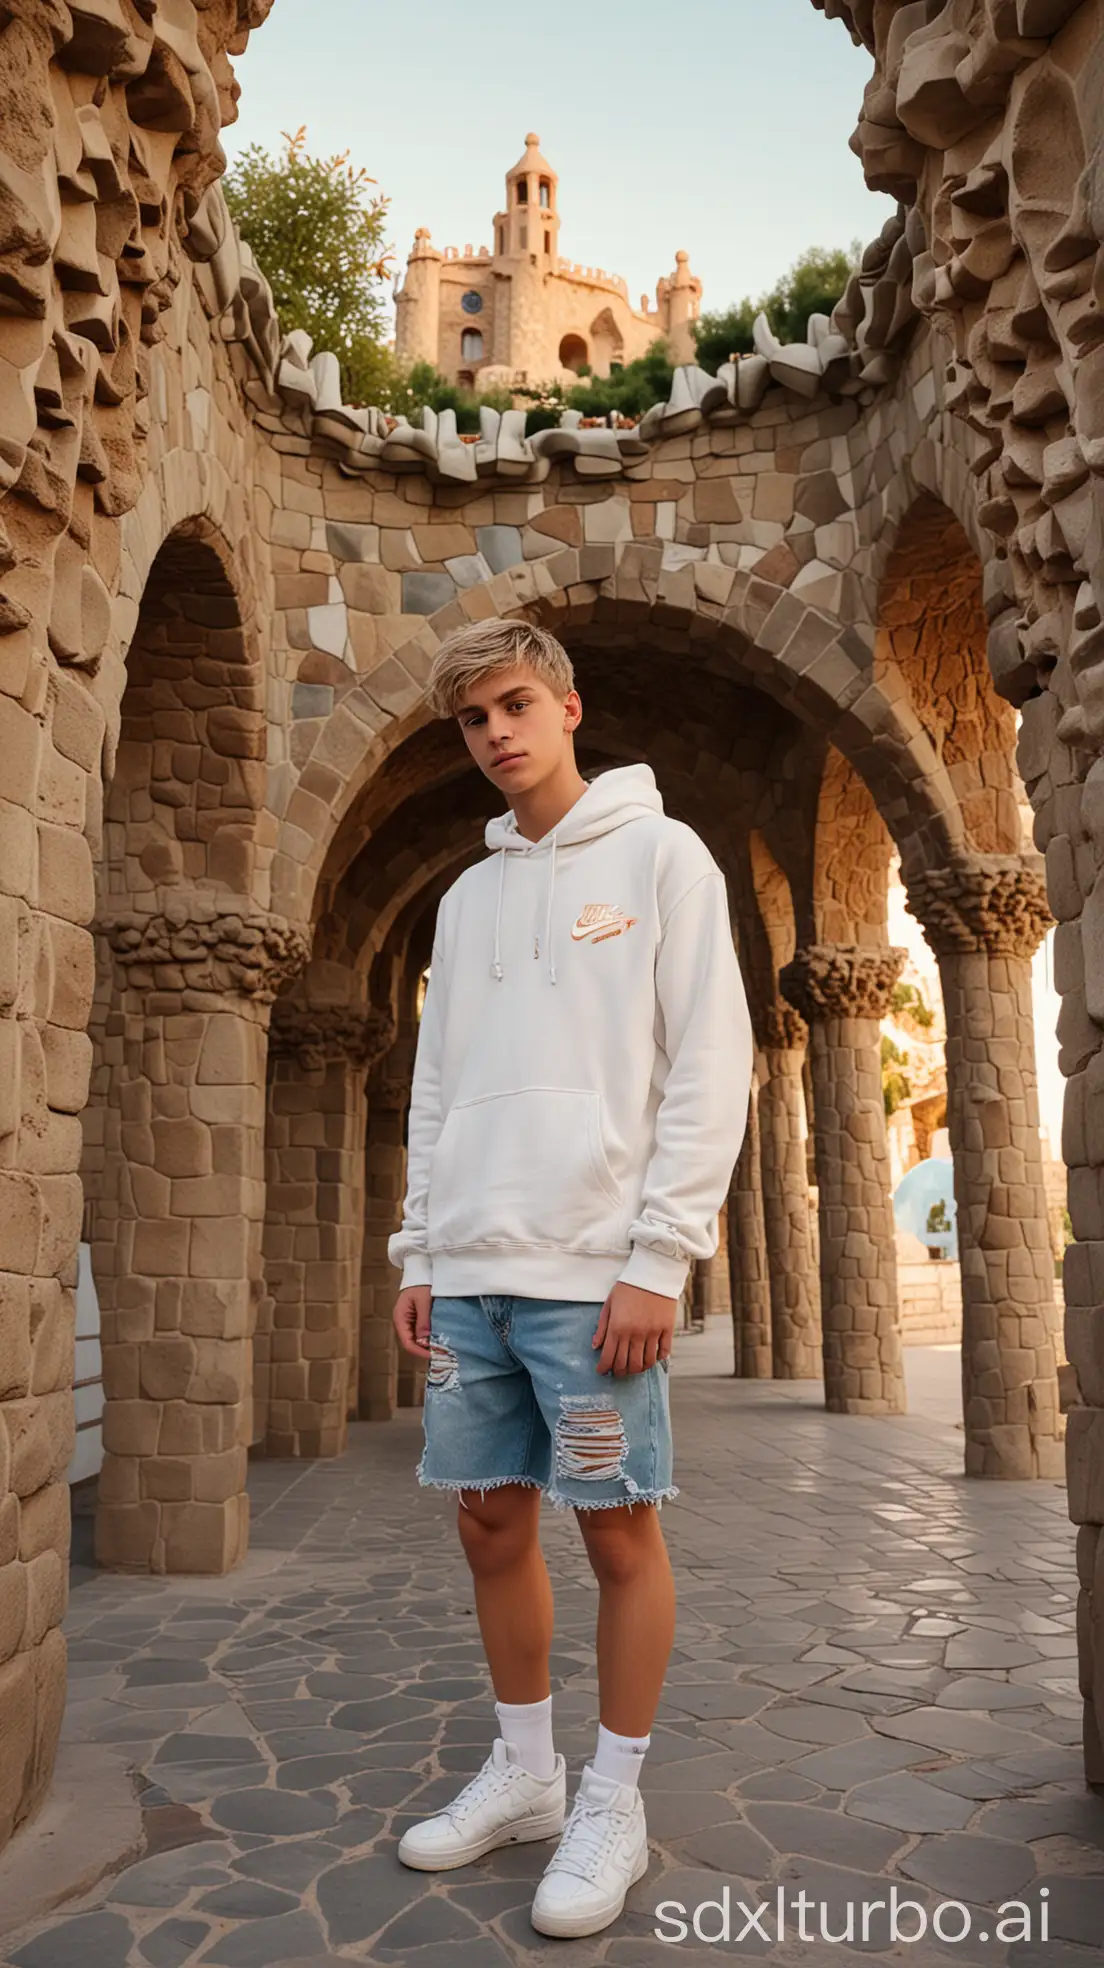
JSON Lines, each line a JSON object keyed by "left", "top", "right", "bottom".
{"left": 461, "top": 290, "right": 484, "bottom": 315}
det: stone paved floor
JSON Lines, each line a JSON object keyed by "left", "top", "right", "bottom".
{"left": 5, "top": 1336, "right": 1104, "bottom": 1968}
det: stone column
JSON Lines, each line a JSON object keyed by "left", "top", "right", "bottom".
{"left": 693, "top": 1208, "right": 732, "bottom": 1322}
{"left": 261, "top": 997, "right": 394, "bottom": 1458}
{"left": 757, "top": 1005, "right": 821, "bottom": 1380}
{"left": 91, "top": 904, "right": 308, "bottom": 1573}
{"left": 780, "top": 944, "right": 907, "bottom": 1416}
{"left": 907, "top": 861, "right": 1062, "bottom": 1479}
{"left": 728, "top": 1080, "right": 772, "bottom": 1377}
{"left": 358, "top": 1072, "right": 411, "bottom": 1422}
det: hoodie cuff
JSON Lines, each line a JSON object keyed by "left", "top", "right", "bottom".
{"left": 400, "top": 1252, "right": 433, "bottom": 1290}
{"left": 618, "top": 1241, "right": 689, "bottom": 1301}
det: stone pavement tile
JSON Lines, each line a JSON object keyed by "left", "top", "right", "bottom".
{"left": 922, "top": 1762, "right": 1023, "bottom": 1801}
{"left": 846, "top": 1769, "right": 977, "bottom": 1833}
{"left": 231, "top": 1838, "right": 342, "bottom": 1889}
{"left": 785, "top": 1735, "right": 933, "bottom": 1786}
{"left": 934, "top": 1675, "right": 1054, "bottom": 1710}
{"left": 644, "top": 1788, "right": 746, "bottom": 1838}
{"left": 11, "top": 1909, "right": 136, "bottom": 1968}
{"left": 979, "top": 1796, "right": 1104, "bottom": 1847}
{"left": 1031, "top": 1874, "right": 1104, "bottom": 1947}
{"left": 896, "top": 1829, "right": 1036, "bottom": 1901}
{"left": 757, "top": 1701, "right": 872, "bottom": 1746}
{"left": 139, "top": 1762, "right": 267, "bottom": 1806}
{"left": 744, "top": 1800, "right": 905, "bottom": 1870}
{"left": 321, "top": 1806, "right": 386, "bottom": 1849}
{"left": 274, "top": 1752, "right": 383, "bottom": 1790}
{"left": 194, "top": 1879, "right": 300, "bottom": 1916}
{"left": 658, "top": 1681, "right": 771, "bottom": 1721}
{"left": 665, "top": 1818, "right": 776, "bottom": 1875}
{"left": 198, "top": 1908, "right": 329, "bottom": 1964}
{"left": 315, "top": 1851, "right": 423, "bottom": 1945}
{"left": 376, "top": 1941, "right": 515, "bottom": 1968}
{"left": 873, "top": 1707, "right": 1055, "bottom": 1759}
{"left": 138, "top": 1917, "right": 214, "bottom": 1965}
{"left": 106, "top": 1842, "right": 235, "bottom": 1906}
{"left": 126, "top": 1659, "right": 215, "bottom": 1687}
{"left": 208, "top": 1789, "right": 339, "bottom": 1836}
{"left": 373, "top": 1890, "right": 485, "bottom": 1951}
{"left": 154, "top": 1735, "right": 265, "bottom": 1767}
{"left": 737, "top": 1770, "right": 824, "bottom": 1802}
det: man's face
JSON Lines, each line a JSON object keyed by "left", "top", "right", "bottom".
{"left": 455, "top": 663, "right": 581, "bottom": 795}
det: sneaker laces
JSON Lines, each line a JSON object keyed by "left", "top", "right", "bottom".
{"left": 546, "top": 1792, "right": 626, "bottom": 1883}
{"left": 446, "top": 1742, "right": 517, "bottom": 1824}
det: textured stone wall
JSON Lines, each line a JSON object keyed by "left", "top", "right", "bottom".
{"left": 0, "top": 0, "right": 272, "bottom": 1851}
{"left": 812, "top": 0, "right": 1102, "bottom": 1785}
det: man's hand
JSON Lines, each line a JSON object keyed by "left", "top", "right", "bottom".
{"left": 592, "top": 1281, "right": 677, "bottom": 1377}
{"left": 393, "top": 1284, "right": 433, "bottom": 1361}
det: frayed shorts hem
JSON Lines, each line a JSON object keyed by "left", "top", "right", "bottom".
{"left": 417, "top": 1468, "right": 545, "bottom": 1502}
{"left": 546, "top": 1482, "right": 679, "bottom": 1513}
{"left": 417, "top": 1461, "right": 679, "bottom": 1513}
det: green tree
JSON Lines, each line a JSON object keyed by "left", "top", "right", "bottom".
{"left": 224, "top": 127, "right": 394, "bottom": 406}
{"left": 881, "top": 1035, "right": 911, "bottom": 1118}
{"left": 691, "top": 298, "right": 759, "bottom": 372}
{"left": 693, "top": 243, "right": 861, "bottom": 375}
{"left": 890, "top": 981, "right": 934, "bottom": 1030}
{"left": 516, "top": 340, "right": 675, "bottom": 426}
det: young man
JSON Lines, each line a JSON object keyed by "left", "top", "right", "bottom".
{"left": 389, "top": 617, "right": 752, "bottom": 1939}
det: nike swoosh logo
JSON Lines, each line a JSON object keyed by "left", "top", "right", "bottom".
{"left": 571, "top": 907, "right": 637, "bottom": 943}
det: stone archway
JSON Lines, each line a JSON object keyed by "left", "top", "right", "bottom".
{"left": 874, "top": 495, "right": 1062, "bottom": 1479}
{"left": 288, "top": 571, "right": 991, "bottom": 1433}
{"left": 85, "top": 519, "right": 297, "bottom": 1576}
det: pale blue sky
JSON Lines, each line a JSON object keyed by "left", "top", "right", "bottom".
{"left": 225, "top": 0, "right": 892, "bottom": 325}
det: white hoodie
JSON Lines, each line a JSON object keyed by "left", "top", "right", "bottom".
{"left": 388, "top": 763, "right": 754, "bottom": 1303}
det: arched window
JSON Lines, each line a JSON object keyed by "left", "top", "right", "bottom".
{"left": 539, "top": 180, "right": 551, "bottom": 208}
{"left": 559, "top": 334, "right": 588, "bottom": 374}
{"left": 461, "top": 328, "right": 484, "bottom": 363}
{"left": 516, "top": 178, "right": 528, "bottom": 203}
{"left": 544, "top": 230, "right": 551, "bottom": 255}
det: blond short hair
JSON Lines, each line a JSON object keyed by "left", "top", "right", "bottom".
{"left": 427, "top": 618, "right": 574, "bottom": 719}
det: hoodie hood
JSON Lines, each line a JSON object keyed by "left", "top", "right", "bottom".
{"left": 484, "top": 765, "right": 664, "bottom": 986}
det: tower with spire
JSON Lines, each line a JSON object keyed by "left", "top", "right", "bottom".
{"left": 393, "top": 135, "right": 701, "bottom": 396}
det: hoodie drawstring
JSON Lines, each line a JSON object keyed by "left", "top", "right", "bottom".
{"left": 545, "top": 835, "right": 558, "bottom": 987}
{"left": 490, "top": 835, "right": 558, "bottom": 985}
{"left": 490, "top": 848, "right": 506, "bottom": 981}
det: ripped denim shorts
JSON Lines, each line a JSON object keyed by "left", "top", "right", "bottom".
{"left": 418, "top": 1295, "right": 676, "bottom": 1512}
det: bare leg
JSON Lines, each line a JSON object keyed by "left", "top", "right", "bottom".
{"left": 576, "top": 1504, "right": 676, "bottom": 1735}
{"left": 458, "top": 1484, "right": 553, "bottom": 1703}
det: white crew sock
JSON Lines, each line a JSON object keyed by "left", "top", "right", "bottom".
{"left": 592, "top": 1721, "right": 650, "bottom": 1791}
{"left": 494, "top": 1695, "right": 556, "bottom": 1779}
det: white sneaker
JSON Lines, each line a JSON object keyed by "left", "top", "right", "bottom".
{"left": 530, "top": 1763, "right": 649, "bottom": 1937}
{"left": 398, "top": 1737, "right": 566, "bottom": 1871}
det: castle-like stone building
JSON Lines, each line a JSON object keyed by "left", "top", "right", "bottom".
{"left": 393, "top": 134, "right": 702, "bottom": 390}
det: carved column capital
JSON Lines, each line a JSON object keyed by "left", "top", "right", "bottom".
{"left": 904, "top": 857, "right": 1053, "bottom": 960}
{"left": 97, "top": 900, "right": 312, "bottom": 1003}
{"left": 268, "top": 1001, "right": 398, "bottom": 1072}
{"left": 753, "top": 1000, "right": 808, "bottom": 1052}
{"left": 779, "top": 944, "right": 906, "bottom": 1023}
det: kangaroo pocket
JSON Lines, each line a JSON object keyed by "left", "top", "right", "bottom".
{"left": 426, "top": 1086, "right": 624, "bottom": 1254}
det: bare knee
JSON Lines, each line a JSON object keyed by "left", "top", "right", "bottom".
{"left": 578, "top": 1504, "right": 664, "bottom": 1590}
{"left": 457, "top": 1486, "right": 541, "bottom": 1578}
